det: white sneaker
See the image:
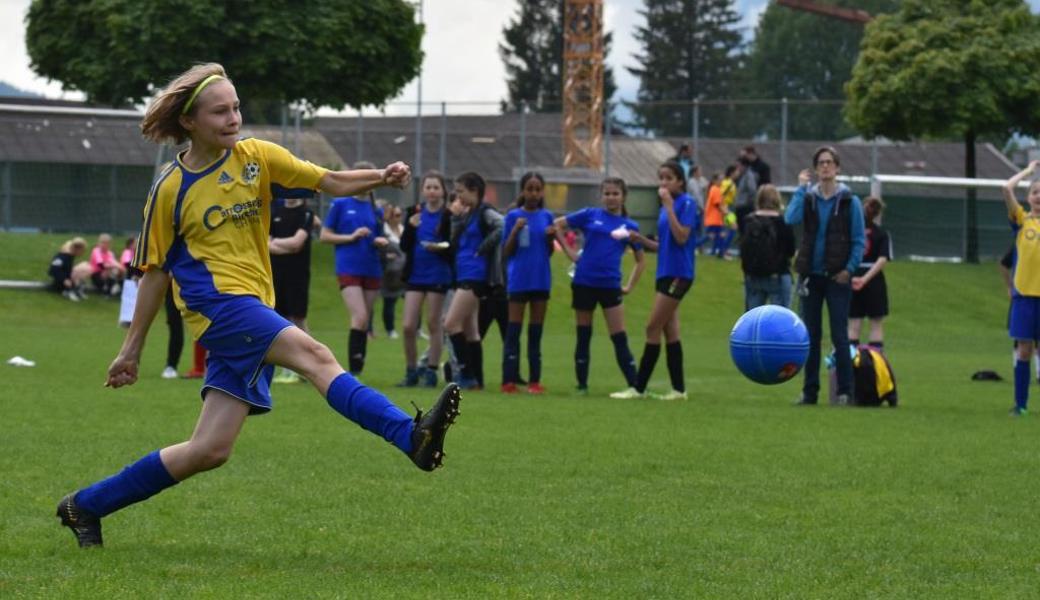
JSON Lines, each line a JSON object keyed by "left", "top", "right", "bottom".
{"left": 651, "top": 389, "right": 688, "bottom": 401}
{"left": 110, "top": 283, "right": 122, "bottom": 296}
{"left": 609, "top": 387, "right": 644, "bottom": 399}
{"left": 161, "top": 366, "right": 178, "bottom": 379}
{"left": 62, "top": 289, "right": 80, "bottom": 302}
{"left": 388, "top": 330, "right": 399, "bottom": 340}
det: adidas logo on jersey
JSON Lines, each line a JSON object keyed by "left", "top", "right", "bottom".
{"left": 217, "top": 171, "right": 234, "bottom": 185}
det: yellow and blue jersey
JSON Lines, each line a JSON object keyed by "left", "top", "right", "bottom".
{"left": 132, "top": 138, "right": 328, "bottom": 339}
{"left": 1010, "top": 205, "right": 1040, "bottom": 297}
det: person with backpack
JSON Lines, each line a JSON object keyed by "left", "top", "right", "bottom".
{"left": 785, "top": 149, "right": 865, "bottom": 407}
{"left": 740, "top": 184, "right": 796, "bottom": 309}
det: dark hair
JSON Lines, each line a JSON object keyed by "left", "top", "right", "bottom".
{"left": 812, "top": 146, "right": 840, "bottom": 167}
{"left": 455, "top": 171, "right": 486, "bottom": 201}
{"left": 516, "top": 171, "right": 546, "bottom": 208}
{"left": 659, "top": 160, "right": 687, "bottom": 196}
{"left": 724, "top": 164, "right": 738, "bottom": 178}
{"left": 863, "top": 196, "right": 885, "bottom": 223}
{"left": 421, "top": 169, "right": 449, "bottom": 204}
{"left": 601, "top": 176, "right": 629, "bottom": 217}
{"left": 743, "top": 145, "right": 757, "bottom": 155}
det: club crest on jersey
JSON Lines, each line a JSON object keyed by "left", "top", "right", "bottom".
{"left": 242, "top": 161, "right": 261, "bottom": 185}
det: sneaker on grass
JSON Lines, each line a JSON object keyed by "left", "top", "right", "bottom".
{"left": 609, "top": 387, "right": 644, "bottom": 400}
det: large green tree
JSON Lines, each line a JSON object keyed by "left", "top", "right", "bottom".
{"left": 499, "top": 0, "right": 616, "bottom": 113}
{"left": 846, "top": 0, "right": 1040, "bottom": 262}
{"left": 741, "top": 0, "right": 900, "bottom": 140}
{"left": 25, "top": 0, "right": 422, "bottom": 122}
{"left": 626, "top": 0, "right": 743, "bottom": 137}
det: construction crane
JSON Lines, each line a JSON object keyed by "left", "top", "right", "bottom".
{"left": 776, "top": 0, "right": 873, "bottom": 23}
{"left": 562, "top": 0, "right": 604, "bottom": 170}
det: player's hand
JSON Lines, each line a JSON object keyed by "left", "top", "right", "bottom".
{"left": 622, "top": 284, "right": 632, "bottom": 295}
{"left": 352, "top": 227, "right": 372, "bottom": 240}
{"left": 513, "top": 217, "right": 527, "bottom": 231}
{"left": 106, "top": 353, "right": 140, "bottom": 388}
{"left": 544, "top": 225, "right": 556, "bottom": 237}
{"left": 851, "top": 276, "right": 865, "bottom": 291}
{"left": 1029, "top": 160, "right": 1040, "bottom": 174}
{"left": 798, "top": 169, "right": 812, "bottom": 186}
{"left": 832, "top": 270, "right": 851, "bottom": 285}
{"left": 382, "top": 162, "right": 411, "bottom": 188}
{"left": 409, "top": 212, "right": 421, "bottom": 228}
{"left": 373, "top": 236, "right": 389, "bottom": 248}
{"left": 658, "top": 186, "right": 674, "bottom": 208}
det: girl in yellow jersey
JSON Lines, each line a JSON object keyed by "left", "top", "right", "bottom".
{"left": 1003, "top": 159, "right": 1040, "bottom": 417}
{"left": 56, "top": 64, "right": 461, "bottom": 548}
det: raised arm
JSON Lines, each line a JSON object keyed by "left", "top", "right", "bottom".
{"left": 106, "top": 268, "right": 169, "bottom": 388}
{"left": 1004, "top": 160, "right": 1039, "bottom": 218}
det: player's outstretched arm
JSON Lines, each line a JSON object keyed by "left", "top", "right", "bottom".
{"left": 1004, "top": 160, "right": 1039, "bottom": 217}
{"left": 319, "top": 162, "right": 412, "bottom": 197}
{"left": 106, "top": 268, "right": 169, "bottom": 388}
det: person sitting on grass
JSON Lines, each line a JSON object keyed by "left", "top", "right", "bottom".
{"left": 47, "top": 236, "right": 91, "bottom": 301}
{"left": 56, "top": 63, "right": 462, "bottom": 549}
{"left": 88, "top": 233, "right": 126, "bottom": 297}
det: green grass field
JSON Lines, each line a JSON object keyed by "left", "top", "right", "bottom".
{"left": 1, "top": 232, "right": 1036, "bottom": 598}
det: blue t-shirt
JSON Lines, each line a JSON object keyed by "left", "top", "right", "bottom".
{"left": 409, "top": 205, "right": 453, "bottom": 286}
{"left": 567, "top": 207, "right": 641, "bottom": 289}
{"left": 455, "top": 213, "right": 487, "bottom": 283}
{"left": 503, "top": 207, "right": 554, "bottom": 293}
{"left": 326, "top": 196, "right": 382, "bottom": 277}
{"left": 656, "top": 193, "right": 699, "bottom": 280}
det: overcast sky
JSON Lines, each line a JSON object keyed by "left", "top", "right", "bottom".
{"left": 1, "top": 0, "right": 1037, "bottom": 115}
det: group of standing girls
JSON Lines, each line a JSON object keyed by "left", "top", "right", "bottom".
{"left": 365, "top": 161, "right": 701, "bottom": 398}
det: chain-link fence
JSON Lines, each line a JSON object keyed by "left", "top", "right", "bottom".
{"left": 0, "top": 98, "right": 1017, "bottom": 261}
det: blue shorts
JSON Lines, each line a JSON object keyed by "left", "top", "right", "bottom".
{"left": 1009, "top": 296, "right": 1040, "bottom": 342}
{"left": 199, "top": 296, "right": 293, "bottom": 415}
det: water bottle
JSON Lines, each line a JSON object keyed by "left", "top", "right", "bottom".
{"left": 519, "top": 224, "right": 530, "bottom": 248}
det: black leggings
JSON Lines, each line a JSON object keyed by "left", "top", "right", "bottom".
{"left": 164, "top": 288, "right": 184, "bottom": 369}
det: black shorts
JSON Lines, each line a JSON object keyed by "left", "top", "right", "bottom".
{"left": 407, "top": 283, "right": 450, "bottom": 295}
{"left": 273, "top": 271, "right": 310, "bottom": 319}
{"left": 655, "top": 277, "right": 692, "bottom": 300}
{"left": 456, "top": 280, "right": 491, "bottom": 299}
{"left": 850, "top": 273, "right": 888, "bottom": 318}
{"left": 509, "top": 290, "right": 550, "bottom": 303}
{"left": 571, "top": 284, "right": 623, "bottom": 311}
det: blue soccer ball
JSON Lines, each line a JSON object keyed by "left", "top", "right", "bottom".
{"left": 730, "top": 305, "right": 810, "bottom": 385}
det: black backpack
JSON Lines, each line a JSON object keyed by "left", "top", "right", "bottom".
{"left": 740, "top": 215, "right": 785, "bottom": 276}
{"left": 853, "top": 346, "right": 898, "bottom": 407}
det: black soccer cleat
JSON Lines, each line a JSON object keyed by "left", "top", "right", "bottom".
{"left": 56, "top": 493, "right": 103, "bottom": 548}
{"left": 408, "top": 383, "right": 462, "bottom": 471}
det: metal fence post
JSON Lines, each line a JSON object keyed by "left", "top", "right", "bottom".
{"left": 692, "top": 99, "right": 700, "bottom": 160}
{"left": 519, "top": 100, "right": 527, "bottom": 195}
{"left": 780, "top": 98, "right": 788, "bottom": 187}
{"left": 356, "top": 108, "right": 364, "bottom": 164}
{"left": 110, "top": 166, "right": 119, "bottom": 231}
{"left": 439, "top": 101, "right": 447, "bottom": 175}
{"left": 2, "top": 162, "right": 11, "bottom": 231}
{"left": 604, "top": 103, "right": 612, "bottom": 178}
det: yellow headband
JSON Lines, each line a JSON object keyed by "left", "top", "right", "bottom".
{"left": 181, "top": 74, "right": 224, "bottom": 115}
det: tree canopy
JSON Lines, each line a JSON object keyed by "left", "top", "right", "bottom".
{"left": 627, "top": 0, "right": 744, "bottom": 137}
{"left": 742, "top": 0, "right": 900, "bottom": 140}
{"left": 499, "top": 0, "right": 616, "bottom": 113}
{"left": 25, "top": 0, "right": 423, "bottom": 118}
{"left": 845, "top": 0, "right": 1040, "bottom": 261}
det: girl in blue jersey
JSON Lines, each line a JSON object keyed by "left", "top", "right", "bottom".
{"left": 1003, "top": 159, "right": 1040, "bottom": 417}
{"left": 553, "top": 177, "right": 646, "bottom": 395}
{"left": 443, "top": 172, "right": 504, "bottom": 390}
{"left": 613, "top": 161, "right": 700, "bottom": 400}
{"left": 55, "top": 64, "right": 461, "bottom": 549}
{"left": 397, "top": 171, "right": 453, "bottom": 387}
{"left": 501, "top": 172, "right": 555, "bottom": 394}
{"left": 320, "top": 161, "right": 387, "bottom": 375}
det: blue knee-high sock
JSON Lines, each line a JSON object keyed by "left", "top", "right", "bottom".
{"left": 1015, "top": 359, "right": 1030, "bottom": 410}
{"left": 74, "top": 450, "right": 178, "bottom": 518}
{"left": 575, "top": 325, "right": 592, "bottom": 388}
{"left": 503, "top": 322, "right": 522, "bottom": 384}
{"left": 610, "top": 331, "right": 638, "bottom": 387}
{"left": 527, "top": 324, "right": 543, "bottom": 383}
{"left": 327, "top": 372, "right": 414, "bottom": 453}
